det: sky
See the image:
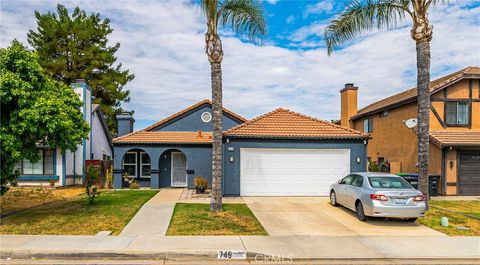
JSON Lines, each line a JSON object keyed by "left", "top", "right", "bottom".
{"left": 1, "top": 0, "right": 480, "bottom": 130}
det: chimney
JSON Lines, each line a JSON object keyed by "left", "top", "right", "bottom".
{"left": 117, "top": 112, "right": 135, "bottom": 137}
{"left": 340, "top": 83, "right": 358, "bottom": 128}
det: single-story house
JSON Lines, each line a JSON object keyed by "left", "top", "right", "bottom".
{"left": 15, "top": 80, "right": 113, "bottom": 186}
{"left": 113, "top": 100, "right": 369, "bottom": 196}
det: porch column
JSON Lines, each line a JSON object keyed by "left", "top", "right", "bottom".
{"left": 113, "top": 169, "right": 123, "bottom": 189}
{"left": 150, "top": 168, "right": 160, "bottom": 189}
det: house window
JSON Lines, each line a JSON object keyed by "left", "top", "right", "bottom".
{"left": 15, "top": 149, "right": 54, "bottom": 175}
{"left": 140, "top": 152, "right": 151, "bottom": 177}
{"left": 446, "top": 101, "right": 469, "bottom": 125}
{"left": 123, "top": 152, "right": 137, "bottom": 177}
{"left": 201, "top": 112, "right": 212, "bottom": 123}
{"left": 363, "top": 118, "right": 373, "bottom": 133}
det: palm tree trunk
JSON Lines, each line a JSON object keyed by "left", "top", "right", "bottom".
{"left": 210, "top": 61, "right": 223, "bottom": 212}
{"left": 416, "top": 40, "right": 431, "bottom": 208}
{"left": 206, "top": 25, "right": 224, "bottom": 212}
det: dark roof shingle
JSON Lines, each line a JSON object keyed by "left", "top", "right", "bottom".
{"left": 352, "top": 66, "right": 480, "bottom": 120}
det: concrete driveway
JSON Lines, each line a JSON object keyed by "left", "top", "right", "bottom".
{"left": 243, "top": 197, "right": 444, "bottom": 236}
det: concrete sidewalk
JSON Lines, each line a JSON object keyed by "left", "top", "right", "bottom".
{"left": 1, "top": 234, "right": 479, "bottom": 261}
{"left": 119, "top": 188, "right": 183, "bottom": 236}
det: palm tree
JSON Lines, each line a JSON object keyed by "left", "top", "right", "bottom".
{"left": 195, "top": 0, "right": 266, "bottom": 211}
{"left": 324, "top": 0, "right": 444, "bottom": 207}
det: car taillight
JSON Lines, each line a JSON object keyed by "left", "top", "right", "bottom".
{"left": 370, "top": 194, "right": 388, "bottom": 201}
{"left": 413, "top": 195, "right": 425, "bottom": 202}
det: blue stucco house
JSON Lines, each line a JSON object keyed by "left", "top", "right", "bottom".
{"left": 15, "top": 80, "right": 113, "bottom": 187}
{"left": 113, "top": 100, "right": 369, "bottom": 196}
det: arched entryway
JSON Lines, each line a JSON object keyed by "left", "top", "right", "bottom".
{"left": 122, "top": 148, "right": 151, "bottom": 187}
{"left": 159, "top": 149, "right": 187, "bottom": 188}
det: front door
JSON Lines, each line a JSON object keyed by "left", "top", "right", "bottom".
{"left": 171, "top": 152, "right": 187, "bottom": 187}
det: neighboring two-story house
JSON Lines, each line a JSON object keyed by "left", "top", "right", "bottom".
{"left": 15, "top": 80, "right": 113, "bottom": 186}
{"left": 340, "top": 66, "right": 480, "bottom": 196}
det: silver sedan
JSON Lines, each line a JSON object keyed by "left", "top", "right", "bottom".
{"left": 330, "top": 172, "right": 426, "bottom": 221}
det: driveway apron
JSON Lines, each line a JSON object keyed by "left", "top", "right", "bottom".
{"left": 119, "top": 188, "right": 183, "bottom": 236}
{"left": 243, "top": 197, "right": 444, "bottom": 236}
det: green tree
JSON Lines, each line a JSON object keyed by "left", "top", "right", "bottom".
{"left": 194, "top": 0, "right": 267, "bottom": 211}
{"left": 324, "top": 0, "right": 445, "bottom": 207}
{"left": 0, "top": 40, "right": 89, "bottom": 195}
{"left": 27, "top": 4, "right": 134, "bottom": 133}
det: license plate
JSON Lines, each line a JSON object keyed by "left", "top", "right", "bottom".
{"left": 395, "top": 198, "right": 407, "bottom": 204}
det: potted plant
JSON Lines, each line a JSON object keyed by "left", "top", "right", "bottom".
{"left": 193, "top": 176, "right": 208, "bottom": 194}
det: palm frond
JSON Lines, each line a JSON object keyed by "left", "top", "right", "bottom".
{"left": 218, "top": 0, "right": 267, "bottom": 43}
{"left": 324, "top": 0, "right": 409, "bottom": 55}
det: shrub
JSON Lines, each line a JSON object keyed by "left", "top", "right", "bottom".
{"left": 85, "top": 166, "right": 101, "bottom": 205}
{"left": 193, "top": 176, "right": 208, "bottom": 193}
{"left": 49, "top": 178, "right": 55, "bottom": 187}
{"left": 105, "top": 165, "right": 113, "bottom": 189}
{"left": 368, "top": 161, "right": 390, "bottom": 172}
{"left": 129, "top": 182, "right": 141, "bottom": 189}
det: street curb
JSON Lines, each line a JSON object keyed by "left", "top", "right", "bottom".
{"left": 2, "top": 250, "right": 480, "bottom": 262}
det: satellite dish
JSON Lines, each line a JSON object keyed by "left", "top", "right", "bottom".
{"left": 404, "top": 118, "right": 418, "bottom": 129}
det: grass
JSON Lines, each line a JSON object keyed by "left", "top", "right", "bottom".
{"left": 418, "top": 200, "right": 480, "bottom": 236}
{"left": 166, "top": 203, "right": 268, "bottom": 236}
{"left": 1, "top": 187, "right": 85, "bottom": 216}
{"left": 0, "top": 190, "right": 157, "bottom": 235}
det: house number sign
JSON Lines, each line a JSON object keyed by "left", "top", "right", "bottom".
{"left": 217, "top": 250, "right": 247, "bottom": 259}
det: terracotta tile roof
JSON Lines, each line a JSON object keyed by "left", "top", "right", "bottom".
{"left": 225, "top": 108, "right": 368, "bottom": 139}
{"left": 430, "top": 130, "right": 480, "bottom": 148}
{"left": 113, "top": 131, "right": 212, "bottom": 145}
{"left": 143, "top": 99, "right": 246, "bottom": 131}
{"left": 352, "top": 66, "right": 480, "bottom": 120}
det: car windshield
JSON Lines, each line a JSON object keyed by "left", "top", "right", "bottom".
{"left": 368, "top": 176, "right": 412, "bottom": 189}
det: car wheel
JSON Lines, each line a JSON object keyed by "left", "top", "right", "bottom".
{"left": 406, "top": 218, "right": 418, "bottom": 222}
{"left": 330, "top": 191, "right": 338, "bottom": 206}
{"left": 355, "top": 201, "right": 367, "bottom": 221}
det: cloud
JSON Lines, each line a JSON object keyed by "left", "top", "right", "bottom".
{"left": 265, "top": 0, "right": 278, "bottom": 5}
{"left": 286, "top": 15, "right": 295, "bottom": 24}
{"left": 289, "top": 21, "right": 327, "bottom": 43}
{"left": 303, "top": 0, "right": 334, "bottom": 18}
{"left": 1, "top": 1, "right": 479, "bottom": 131}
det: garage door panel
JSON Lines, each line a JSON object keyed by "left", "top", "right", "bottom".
{"left": 459, "top": 151, "right": 480, "bottom": 196}
{"left": 240, "top": 148, "right": 350, "bottom": 196}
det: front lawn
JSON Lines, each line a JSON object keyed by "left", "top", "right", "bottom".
{"left": 418, "top": 200, "right": 480, "bottom": 236}
{"left": 166, "top": 203, "right": 267, "bottom": 236}
{"left": 0, "top": 190, "right": 157, "bottom": 235}
{"left": 1, "top": 187, "right": 84, "bottom": 216}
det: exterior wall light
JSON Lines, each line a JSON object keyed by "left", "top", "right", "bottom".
{"left": 230, "top": 156, "right": 234, "bottom": 163}
{"left": 356, "top": 157, "right": 361, "bottom": 163}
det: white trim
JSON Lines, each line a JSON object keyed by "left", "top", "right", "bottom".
{"left": 123, "top": 151, "right": 137, "bottom": 178}
{"left": 140, "top": 151, "right": 151, "bottom": 178}
{"left": 201, "top": 111, "right": 212, "bottom": 123}
{"left": 171, "top": 151, "right": 187, "bottom": 187}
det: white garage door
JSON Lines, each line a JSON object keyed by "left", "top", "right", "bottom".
{"left": 240, "top": 148, "right": 350, "bottom": 196}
